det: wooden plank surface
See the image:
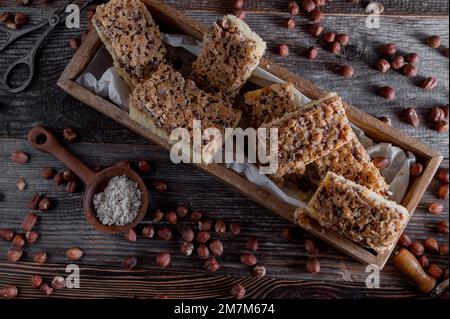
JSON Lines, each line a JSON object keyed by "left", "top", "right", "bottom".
{"left": 0, "top": 0, "right": 448, "bottom": 298}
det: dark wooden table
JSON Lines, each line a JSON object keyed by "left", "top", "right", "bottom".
{"left": 0, "top": 0, "right": 448, "bottom": 299}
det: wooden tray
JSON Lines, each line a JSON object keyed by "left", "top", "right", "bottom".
{"left": 57, "top": 0, "right": 442, "bottom": 269}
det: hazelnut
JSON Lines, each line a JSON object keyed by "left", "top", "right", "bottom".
{"left": 21, "top": 212, "right": 37, "bottom": 231}
{"left": 229, "top": 222, "right": 241, "bottom": 235}
{"left": 12, "top": 234, "right": 25, "bottom": 248}
{"left": 63, "top": 128, "right": 77, "bottom": 142}
{"left": 439, "top": 184, "right": 449, "bottom": 200}
{"left": 310, "top": 24, "right": 323, "bottom": 37}
{"left": 329, "top": 41, "right": 341, "bottom": 55}
{"left": 7, "top": 248, "right": 22, "bottom": 263}
{"left": 438, "top": 169, "right": 449, "bottom": 183}
{"left": 124, "top": 229, "right": 137, "bottom": 242}
{"left": 69, "top": 38, "right": 81, "bottom": 50}
{"left": 241, "top": 253, "right": 257, "bottom": 266}
{"left": 40, "top": 283, "right": 53, "bottom": 296}
{"left": 137, "top": 160, "right": 151, "bottom": 173}
{"left": 305, "top": 47, "right": 318, "bottom": 60}
{"left": 190, "top": 211, "right": 202, "bottom": 223}
{"left": 423, "top": 237, "right": 439, "bottom": 253}
{"left": 429, "top": 107, "right": 446, "bottom": 122}
{"left": 285, "top": 18, "right": 296, "bottom": 29}
{"left": 428, "top": 202, "right": 444, "bottom": 215}
{"left": 51, "top": 276, "right": 66, "bottom": 289}
{"left": 0, "top": 228, "right": 15, "bottom": 241}
{"left": 402, "top": 64, "right": 417, "bottom": 77}
{"left": 379, "top": 43, "right": 397, "bottom": 56}
{"left": 410, "top": 163, "right": 423, "bottom": 177}
{"left": 378, "top": 116, "right": 392, "bottom": 126}
{"left": 301, "top": 0, "right": 316, "bottom": 12}
{"left": 246, "top": 237, "right": 259, "bottom": 251}
{"left": 204, "top": 258, "right": 220, "bottom": 272}
{"left": 208, "top": 239, "right": 223, "bottom": 257}
{"left": 197, "top": 244, "right": 210, "bottom": 259}
{"left": 404, "top": 108, "right": 420, "bottom": 128}
{"left": 34, "top": 251, "right": 47, "bottom": 264}
{"left": 53, "top": 173, "right": 64, "bottom": 186}
{"left": 142, "top": 225, "right": 154, "bottom": 238}
{"left": 376, "top": 58, "right": 391, "bottom": 73}
{"left": 165, "top": 211, "right": 178, "bottom": 225}
{"left": 321, "top": 31, "right": 336, "bottom": 43}
{"left": 122, "top": 256, "right": 138, "bottom": 270}
{"left": 215, "top": 220, "right": 227, "bottom": 234}
{"left": 405, "top": 52, "right": 420, "bottom": 65}
{"left": 16, "top": 178, "right": 26, "bottom": 190}
{"left": 176, "top": 205, "right": 189, "bottom": 218}
{"left": 281, "top": 227, "right": 293, "bottom": 241}
{"left": 197, "top": 231, "right": 211, "bottom": 244}
{"left": 41, "top": 167, "right": 55, "bottom": 179}
{"left": 66, "top": 180, "right": 78, "bottom": 193}
{"left": 435, "top": 121, "right": 449, "bottom": 133}
{"left": 398, "top": 234, "right": 412, "bottom": 248}
{"left": 153, "top": 180, "right": 167, "bottom": 192}
{"left": 288, "top": 1, "right": 300, "bottom": 15}
{"left": 231, "top": 283, "right": 246, "bottom": 299}
{"left": 391, "top": 55, "right": 405, "bottom": 70}
{"left": 152, "top": 210, "right": 164, "bottom": 222}
{"left": 336, "top": 33, "right": 350, "bottom": 45}
{"left": 11, "top": 150, "right": 28, "bottom": 164}
{"left": 156, "top": 252, "right": 171, "bottom": 268}
{"left": 63, "top": 169, "right": 76, "bottom": 181}
{"left": 439, "top": 243, "right": 449, "bottom": 256}
{"left": 310, "top": 8, "right": 323, "bottom": 22}
{"left": 253, "top": 265, "right": 267, "bottom": 278}
{"left": 30, "top": 275, "right": 43, "bottom": 289}
{"left": 26, "top": 230, "right": 39, "bottom": 244}
{"left": 426, "top": 35, "right": 441, "bottom": 48}
{"left": 180, "top": 227, "right": 194, "bottom": 242}
{"left": 372, "top": 156, "right": 390, "bottom": 169}
{"left": 305, "top": 239, "right": 319, "bottom": 256}
{"left": 420, "top": 77, "right": 437, "bottom": 90}
{"left": 66, "top": 247, "right": 83, "bottom": 261}
{"left": 277, "top": 44, "right": 289, "bottom": 57}
{"left": 198, "top": 219, "right": 212, "bottom": 231}
{"left": 426, "top": 264, "right": 443, "bottom": 280}
{"left": 180, "top": 242, "right": 194, "bottom": 256}
{"left": 306, "top": 257, "right": 320, "bottom": 273}
{"left": 27, "top": 193, "right": 42, "bottom": 210}
{"left": 377, "top": 86, "right": 395, "bottom": 100}
{"left": 337, "top": 65, "right": 353, "bottom": 77}
{"left": 232, "top": 0, "right": 244, "bottom": 9}
{"left": 157, "top": 227, "right": 172, "bottom": 241}
{"left": 417, "top": 255, "right": 429, "bottom": 269}
{"left": 0, "top": 285, "right": 18, "bottom": 299}
{"left": 38, "top": 197, "right": 52, "bottom": 212}
{"left": 436, "top": 220, "right": 449, "bottom": 234}
{"left": 410, "top": 242, "right": 425, "bottom": 256}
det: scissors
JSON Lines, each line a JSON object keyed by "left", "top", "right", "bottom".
{"left": 0, "top": 0, "right": 103, "bottom": 93}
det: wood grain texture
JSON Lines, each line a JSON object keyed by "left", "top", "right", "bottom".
{"left": 0, "top": 0, "right": 448, "bottom": 299}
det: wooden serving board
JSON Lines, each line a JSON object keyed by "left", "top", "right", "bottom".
{"left": 57, "top": 0, "right": 442, "bottom": 269}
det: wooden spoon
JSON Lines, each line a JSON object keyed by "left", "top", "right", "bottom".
{"left": 28, "top": 126, "right": 148, "bottom": 234}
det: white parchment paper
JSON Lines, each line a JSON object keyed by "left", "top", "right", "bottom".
{"left": 77, "top": 34, "right": 415, "bottom": 205}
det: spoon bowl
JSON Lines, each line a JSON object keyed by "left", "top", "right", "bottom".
{"left": 28, "top": 126, "right": 148, "bottom": 234}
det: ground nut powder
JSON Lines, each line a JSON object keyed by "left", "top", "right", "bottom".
{"left": 93, "top": 175, "right": 142, "bottom": 226}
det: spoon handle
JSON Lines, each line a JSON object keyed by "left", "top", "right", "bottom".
{"left": 28, "top": 126, "right": 95, "bottom": 184}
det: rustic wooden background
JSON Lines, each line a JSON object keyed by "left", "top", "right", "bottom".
{"left": 0, "top": 0, "right": 448, "bottom": 299}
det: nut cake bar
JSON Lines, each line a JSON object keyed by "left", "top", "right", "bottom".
{"left": 262, "top": 93, "right": 352, "bottom": 185}
{"left": 306, "top": 172, "right": 408, "bottom": 253}
{"left": 244, "top": 83, "right": 299, "bottom": 127}
{"left": 190, "top": 15, "right": 266, "bottom": 101}
{"left": 93, "top": 0, "right": 167, "bottom": 88}
{"left": 129, "top": 64, "right": 242, "bottom": 160}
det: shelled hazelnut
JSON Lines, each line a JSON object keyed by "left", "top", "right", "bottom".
{"left": 337, "top": 65, "right": 353, "bottom": 77}
{"left": 197, "top": 245, "right": 210, "bottom": 259}
{"left": 181, "top": 227, "right": 194, "bottom": 242}
{"left": 439, "top": 184, "right": 449, "bottom": 200}
{"left": 122, "top": 256, "right": 138, "bottom": 270}
{"left": 301, "top": 0, "right": 316, "bottom": 12}
{"left": 165, "top": 211, "right": 178, "bottom": 225}
{"left": 156, "top": 252, "right": 171, "bottom": 268}
{"left": 138, "top": 160, "right": 151, "bottom": 173}
{"left": 288, "top": 1, "right": 300, "bottom": 15}
{"left": 376, "top": 58, "right": 391, "bottom": 73}
{"left": 124, "top": 229, "right": 137, "bottom": 242}
{"left": 241, "top": 253, "right": 257, "bottom": 266}
{"left": 180, "top": 242, "right": 194, "bottom": 256}
{"left": 398, "top": 234, "right": 412, "bottom": 248}
{"left": 305, "top": 47, "right": 318, "bottom": 60}
{"left": 66, "top": 247, "right": 83, "bottom": 261}
{"left": 253, "top": 265, "right": 267, "bottom": 278}
{"left": 306, "top": 257, "right": 320, "bottom": 273}
{"left": 215, "top": 220, "right": 227, "bottom": 234}
{"left": 417, "top": 255, "right": 429, "bottom": 269}
{"left": 436, "top": 221, "right": 449, "bottom": 234}
{"left": 34, "top": 251, "right": 47, "bottom": 264}
{"left": 404, "top": 108, "right": 420, "bottom": 128}
{"left": 379, "top": 43, "right": 397, "bottom": 56}
{"left": 405, "top": 53, "right": 419, "bottom": 65}
{"left": 425, "top": 35, "right": 441, "bottom": 49}
{"left": 321, "top": 31, "right": 336, "bottom": 43}
{"left": 204, "top": 258, "right": 220, "bottom": 272}
{"left": 285, "top": 18, "right": 296, "bottom": 29}
{"left": 246, "top": 237, "right": 259, "bottom": 251}
{"left": 391, "top": 55, "right": 405, "bottom": 70}
{"left": 277, "top": 44, "right": 289, "bottom": 57}
{"left": 310, "top": 8, "right": 323, "bottom": 22}
{"left": 329, "top": 41, "right": 341, "bottom": 55}
{"left": 410, "top": 242, "right": 425, "bottom": 256}
{"left": 428, "top": 202, "right": 444, "bottom": 215}
{"left": 438, "top": 169, "right": 449, "bottom": 183}
{"left": 377, "top": 86, "right": 395, "bottom": 100}
{"left": 410, "top": 163, "right": 424, "bottom": 177}
{"left": 423, "top": 237, "right": 439, "bottom": 253}
{"left": 310, "top": 24, "right": 323, "bottom": 37}
{"left": 157, "top": 227, "right": 172, "bottom": 241}
{"left": 427, "top": 264, "right": 443, "bottom": 280}
{"left": 420, "top": 77, "right": 437, "bottom": 90}
{"left": 231, "top": 283, "right": 246, "bottom": 299}
{"left": 30, "top": 275, "right": 43, "bottom": 289}
{"left": 402, "top": 64, "right": 417, "bottom": 77}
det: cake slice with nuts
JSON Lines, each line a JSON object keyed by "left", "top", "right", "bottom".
{"left": 261, "top": 93, "right": 353, "bottom": 185}
{"left": 129, "top": 64, "right": 242, "bottom": 162}
{"left": 93, "top": 0, "right": 167, "bottom": 88}
{"left": 244, "top": 83, "right": 300, "bottom": 127}
{"left": 190, "top": 14, "right": 266, "bottom": 101}
{"left": 305, "top": 172, "right": 408, "bottom": 254}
